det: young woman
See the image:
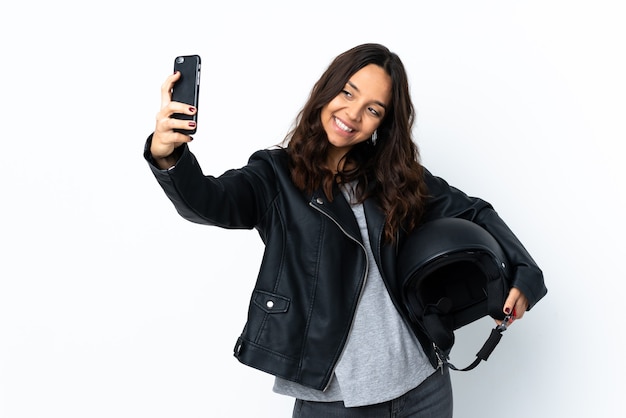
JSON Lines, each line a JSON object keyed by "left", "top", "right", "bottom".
{"left": 145, "top": 43, "right": 547, "bottom": 417}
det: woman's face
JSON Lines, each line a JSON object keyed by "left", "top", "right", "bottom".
{"left": 321, "top": 64, "right": 392, "bottom": 167}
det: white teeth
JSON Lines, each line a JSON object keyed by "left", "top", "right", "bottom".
{"left": 335, "top": 117, "right": 353, "bottom": 132}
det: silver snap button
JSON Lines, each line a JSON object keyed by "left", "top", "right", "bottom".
{"left": 266, "top": 300, "right": 274, "bottom": 309}
{"left": 316, "top": 198, "right": 323, "bottom": 204}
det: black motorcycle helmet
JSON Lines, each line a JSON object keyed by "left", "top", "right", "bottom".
{"left": 397, "top": 217, "right": 512, "bottom": 367}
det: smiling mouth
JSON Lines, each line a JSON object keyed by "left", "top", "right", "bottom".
{"left": 334, "top": 117, "right": 354, "bottom": 133}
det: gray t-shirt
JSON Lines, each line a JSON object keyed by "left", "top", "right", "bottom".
{"left": 273, "top": 185, "right": 435, "bottom": 407}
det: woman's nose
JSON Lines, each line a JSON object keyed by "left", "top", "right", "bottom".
{"left": 345, "top": 103, "right": 361, "bottom": 122}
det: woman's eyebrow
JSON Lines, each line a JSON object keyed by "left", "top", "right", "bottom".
{"left": 347, "top": 81, "right": 388, "bottom": 109}
{"left": 347, "top": 81, "right": 360, "bottom": 92}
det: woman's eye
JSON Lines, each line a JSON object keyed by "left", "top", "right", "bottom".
{"left": 342, "top": 89, "right": 352, "bottom": 98}
{"left": 368, "top": 107, "right": 381, "bottom": 117}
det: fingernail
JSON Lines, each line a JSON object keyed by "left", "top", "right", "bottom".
{"left": 504, "top": 307, "right": 511, "bottom": 314}
{"left": 189, "top": 121, "right": 196, "bottom": 127}
{"left": 189, "top": 107, "right": 196, "bottom": 113}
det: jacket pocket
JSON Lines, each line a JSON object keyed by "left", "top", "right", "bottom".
{"left": 252, "top": 290, "right": 290, "bottom": 313}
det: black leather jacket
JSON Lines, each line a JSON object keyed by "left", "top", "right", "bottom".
{"left": 145, "top": 140, "right": 547, "bottom": 391}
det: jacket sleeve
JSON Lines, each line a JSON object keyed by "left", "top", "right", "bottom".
{"left": 422, "top": 168, "right": 547, "bottom": 310}
{"left": 143, "top": 134, "right": 276, "bottom": 230}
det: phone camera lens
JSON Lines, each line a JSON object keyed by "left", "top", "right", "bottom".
{"left": 176, "top": 57, "right": 184, "bottom": 64}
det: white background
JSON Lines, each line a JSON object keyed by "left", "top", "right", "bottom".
{"left": 2, "top": 1, "right": 624, "bottom": 417}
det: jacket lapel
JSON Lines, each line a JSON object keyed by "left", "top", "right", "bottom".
{"left": 363, "top": 199, "right": 399, "bottom": 291}
{"left": 309, "top": 187, "right": 362, "bottom": 244}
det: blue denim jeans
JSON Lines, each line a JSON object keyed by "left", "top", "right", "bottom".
{"left": 292, "top": 367, "right": 453, "bottom": 418}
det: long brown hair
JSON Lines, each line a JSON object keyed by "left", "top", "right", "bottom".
{"left": 285, "top": 43, "right": 428, "bottom": 243}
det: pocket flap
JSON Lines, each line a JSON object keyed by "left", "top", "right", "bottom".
{"left": 252, "top": 290, "right": 290, "bottom": 313}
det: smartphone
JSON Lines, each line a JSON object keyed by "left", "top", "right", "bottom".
{"left": 171, "top": 55, "right": 201, "bottom": 134}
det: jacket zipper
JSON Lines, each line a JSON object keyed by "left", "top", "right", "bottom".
{"left": 309, "top": 200, "right": 369, "bottom": 392}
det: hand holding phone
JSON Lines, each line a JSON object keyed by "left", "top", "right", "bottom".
{"left": 171, "top": 55, "right": 201, "bottom": 134}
